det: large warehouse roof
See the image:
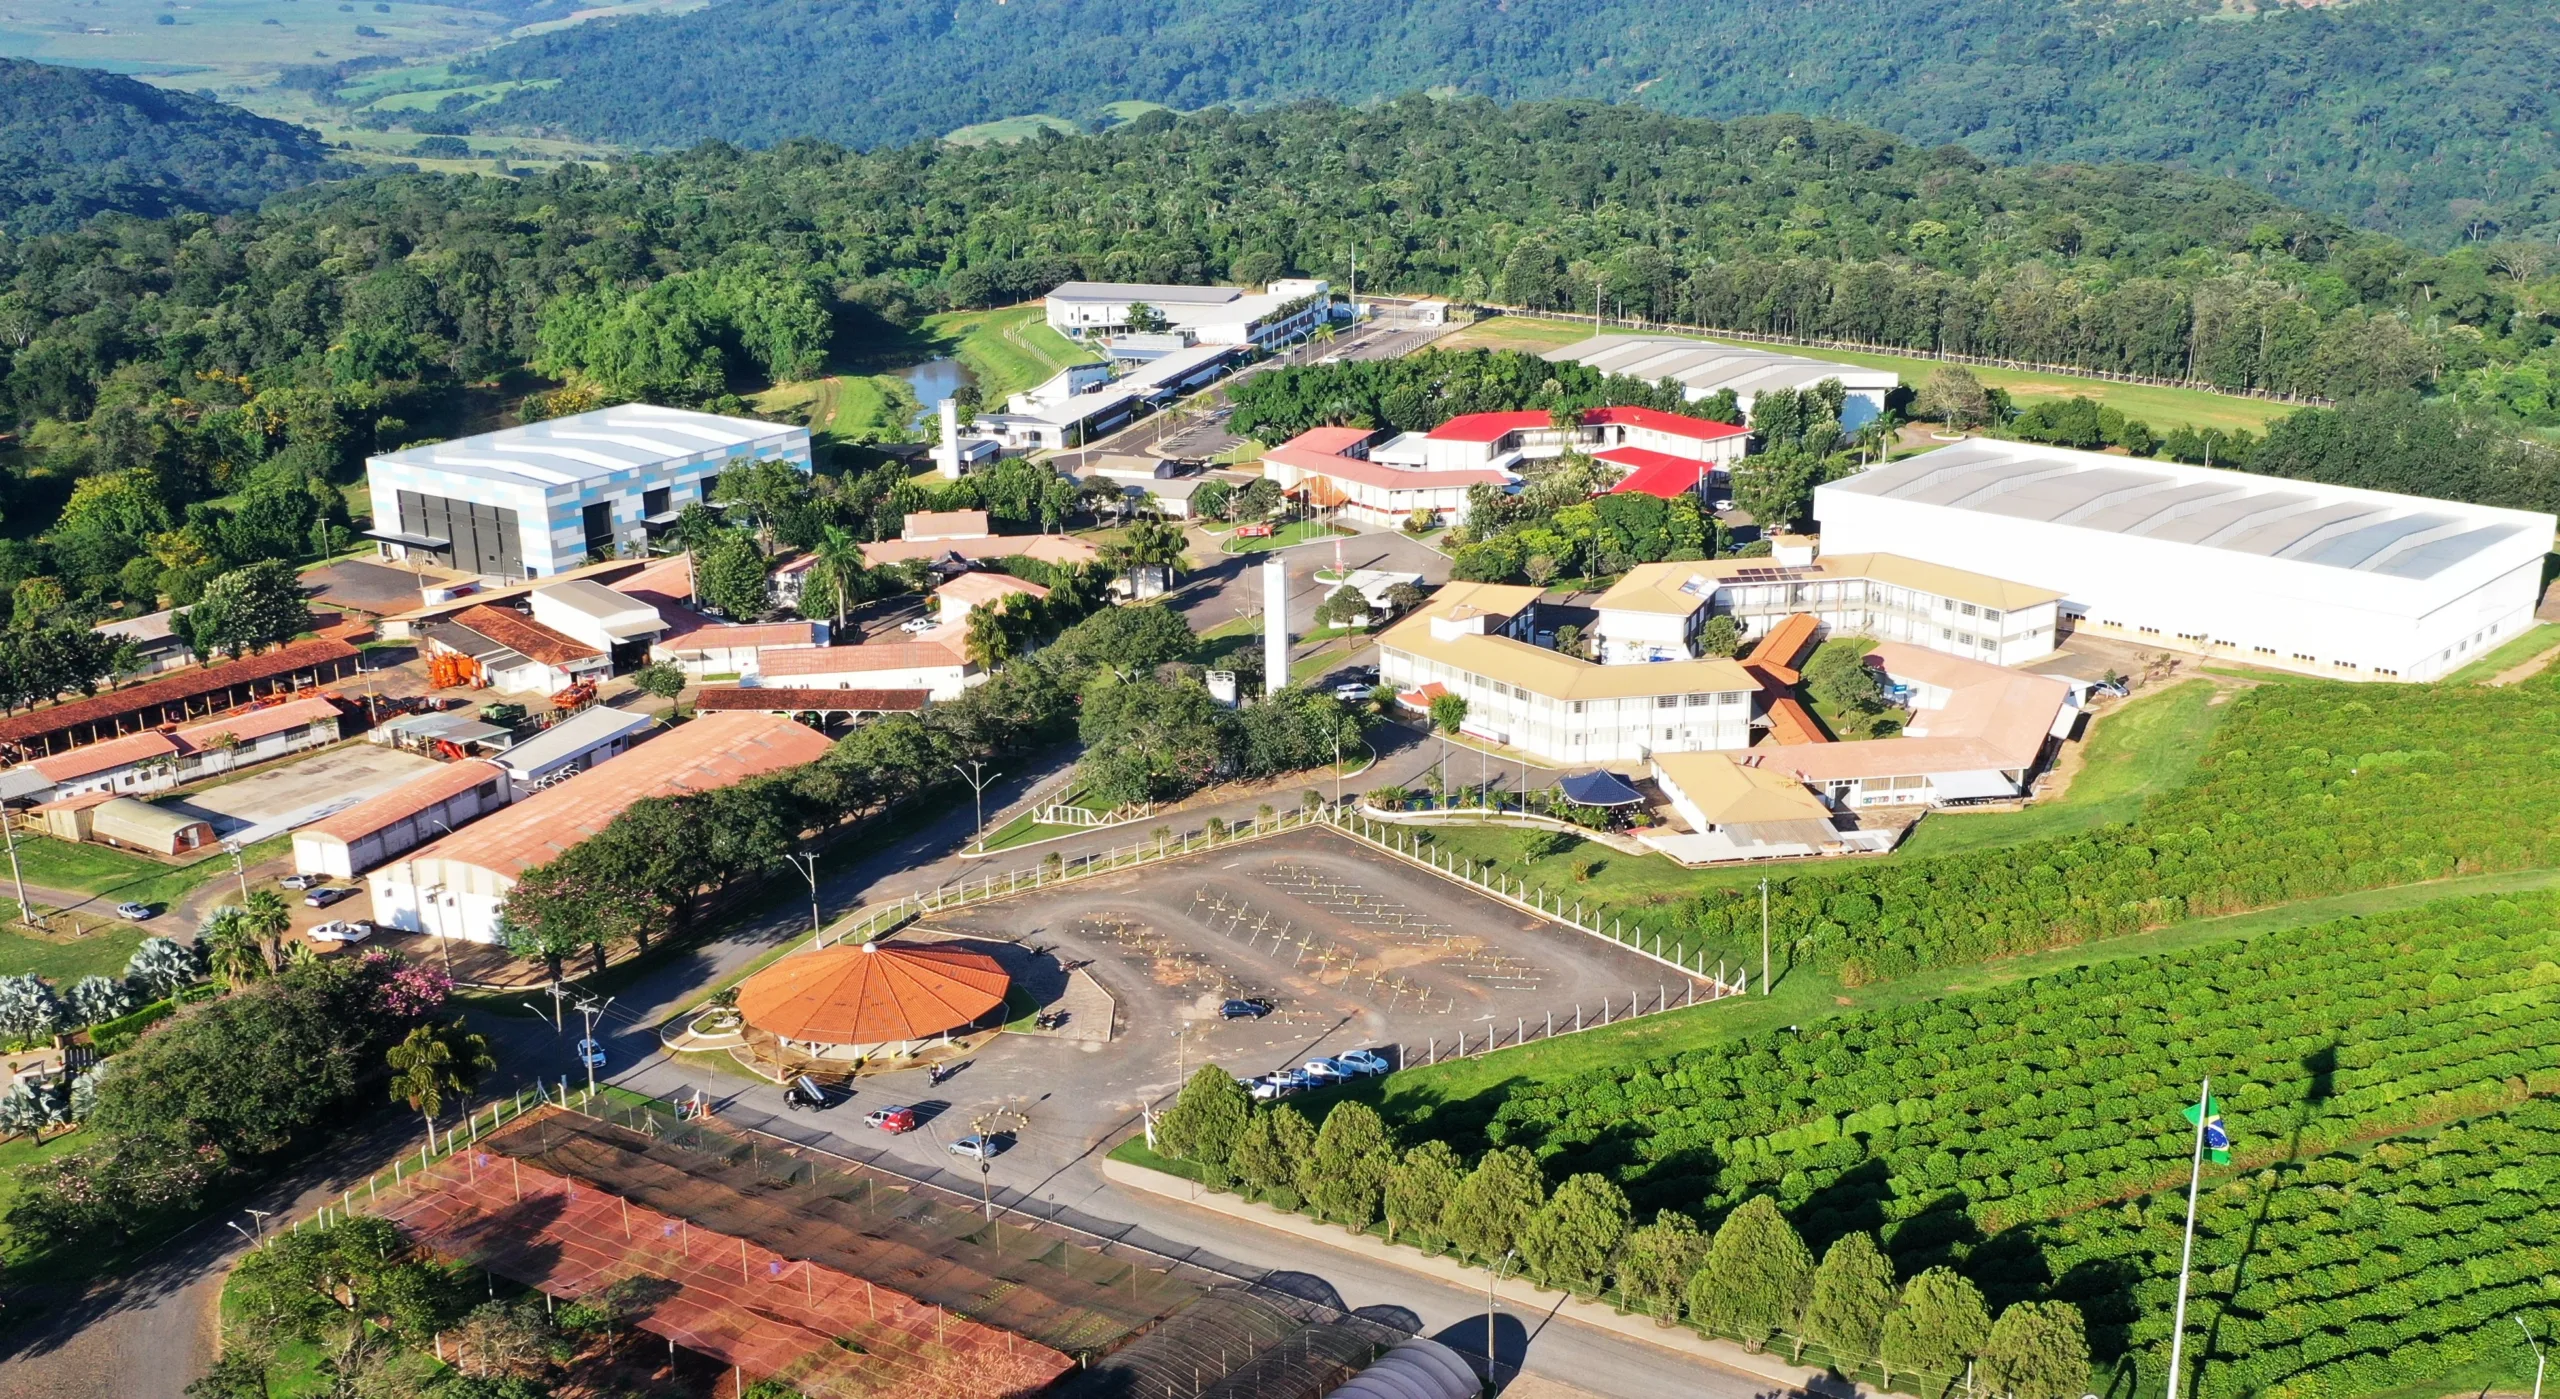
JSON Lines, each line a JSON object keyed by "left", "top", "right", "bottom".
{"left": 1546, "top": 334, "right": 1897, "bottom": 398}
{"left": 368, "top": 405, "right": 802, "bottom": 492}
{"left": 1823, "top": 440, "right": 2546, "bottom": 580}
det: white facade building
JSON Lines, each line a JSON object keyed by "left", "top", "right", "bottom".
{"left": 1044, "top": 281, "right": 1332, "bottom": 348}
{"left": 1817, "top": 439, "right": 2558, "bottom": 681}
{"left": 1546, "top": 335, "right": 1897, "bottom": 428}
{"left": 366, "top": 406, "right": 811, "bottom": 580}
{"left": 1375, "top": 583, "right": 1757, "bottom": 764}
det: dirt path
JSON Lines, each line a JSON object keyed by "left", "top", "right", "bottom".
{"left": 2485, "top": 637, "right": 2560, "bottom": 687}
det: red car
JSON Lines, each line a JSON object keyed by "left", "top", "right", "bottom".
{"left": 865, "top": 1105, "right": 918, "bottom": 1134}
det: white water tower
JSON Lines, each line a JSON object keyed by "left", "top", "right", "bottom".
{"left": 1261, "top": 554, "right": 1288, "bottom": 697}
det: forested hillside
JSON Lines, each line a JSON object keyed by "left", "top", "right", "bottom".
{"left": 0, "top": 61, "right": 348, "bottom": 235}
{"left": 3, "top": 102, "right": 2554, "bottom": 635}
{"left": 457, "top": 0, "right": 2560, "bottom": 243}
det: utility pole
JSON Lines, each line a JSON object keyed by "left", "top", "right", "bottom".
{"left": 1759, "top": 876, "right": 1770, "bottom": 994}
{"left": 574, "top": 996, "right": 614, "bottom": 1101}
{"left": 2164, "top": 1078, "right": 2212, "bottom": 1399}
{"left": 950, "top": 761, "right": 999, "bottom": 852}
{"left": 787, "top": 852, "right": 821, "bottom": 942}
{"left": 2, "top": 811, "right": 28, "bottom": 928}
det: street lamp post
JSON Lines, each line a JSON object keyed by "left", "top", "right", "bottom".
{"left": 224, "top": 839, "right": 250, "bottom": 903}
{"left": 950, "top": 761, "right": 999, "bottom": 853}
{"left": 786, "top": 852, "right": 821, "bottom": 943}
{"left": 1, "top": 809, "right": 28, "bottom": 928}
{"left": 1486, "top": 1248, "right": 1518, "bottom": 1375}
{"left": 2518, "top": 1316, "right": 2548, "bottom": 1399}
{"left": 573, "top": 996, "right": 615, "bottom": 1101}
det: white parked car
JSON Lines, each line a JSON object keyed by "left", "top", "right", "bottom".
{"left": 898, "top": 617, "right": 938, "bottom": 634}
{"left": 575, "top": 1038, "right": 606, "bottom": 1068}
{"left": 1334, "top": 1049, "right": 1392, "bottom": 1076}
{"left": 114, "top": 902, "right": 153, "bottom": 921}
{"left": 1301, "top": 1058, "right": 1352, "bottom": 1083}
{"left": 307, "top": 921, "right": 370, "bottom": 944}
{"left": 1331, "top": 682, "right": 1374, "bottom": 703}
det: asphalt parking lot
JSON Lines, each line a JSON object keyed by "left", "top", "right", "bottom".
{"left": 719, "top": 826, "right": 1676, "bottom": 1196}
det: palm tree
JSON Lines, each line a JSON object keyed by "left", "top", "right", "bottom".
{"left": 202, "top": 907, "right": 265, "bottom": 989}
{"left": 241, "top": 889, "right": 293, "bottom": 970}
{"left": 387, "top": 1019, "right": 496, "bottom": 1154}
{"left": 803, "top": 525, "right": 868, "bottom": 631}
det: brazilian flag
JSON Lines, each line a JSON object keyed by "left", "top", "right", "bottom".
{"left": 2183, "top": 1094, "right": 2233, "bottom": 1165}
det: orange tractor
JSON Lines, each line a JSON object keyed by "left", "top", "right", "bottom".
{"left": 426, "top": 652, "right": 485, "bottom": 689}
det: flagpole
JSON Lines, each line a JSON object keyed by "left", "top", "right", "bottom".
{"left": 2165, "top": 1076, "right": 2211, "bottom": 1399}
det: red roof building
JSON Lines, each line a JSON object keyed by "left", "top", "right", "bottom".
{"left": 0, "top": 637, "right": 360, "bottom": 759}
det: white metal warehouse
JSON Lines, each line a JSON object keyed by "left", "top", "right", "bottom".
{"left": 1815, "top": 439, "right": 2558, "bottom": 682}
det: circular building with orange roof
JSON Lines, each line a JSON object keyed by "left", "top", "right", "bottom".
{"left": 736, "top": 940, "right": 1011, "bottom": 1073}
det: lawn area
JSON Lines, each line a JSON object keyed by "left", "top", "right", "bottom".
{"left": 1441, "top": 317, "right": 2300, "bottom": 434}
{"left": 5, "top": 829, "right": 286, "bottom": 910}
{"left": 0, "top": 924, "right": 149, "bottom": 983}
{"left": 2443, "top": 621, "right": 2560, "bottom": 684}
{"left": 1895, "top": 677, "right": 2224, "bottom": 856}
{"left": 1220, "top": 520, "right": 1353, "bottom": 554}
{"left": 920, "top": 305, "right": 1097, "bottom": 402}
{"left": 749, "top": 371, "right": 918, "bottom": 446}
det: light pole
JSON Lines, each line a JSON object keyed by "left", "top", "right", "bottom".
{"left": 1487, "top": 1247, "right": 1518, "bottom": 1374}
{"left": 2518, "top": 1316, "right": 2547, "bottom": 1399}
{"left": 245, "top": 1208, "right": 272, "bottom": 1244}
{"left": 574, "top": 996, "right": 614, "bottom": 1101}
{"left": 1, "top": 808, "right": 28, "bottom": 928}
{"left": 950, "top": 761, "right": 999, "bottom": 853}
{"left": 786, "top": 852, "right": 821, "bottom": 943}
{"left": 224, "top": 838, "right": 250, "bottom": 903}
{"left": 1759, "top": 876, "right": 1770, "bottom": 995}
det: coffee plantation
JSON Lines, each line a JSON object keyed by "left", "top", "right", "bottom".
{"left": 1362, "top": 891, "right": 2560, "bottom": 1395}
{"left": 1660, "top": 671, "right": 2560, "bottom": 984}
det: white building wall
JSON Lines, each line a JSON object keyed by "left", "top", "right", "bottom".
{"left": 1815, "top": 489, "right": 2548, "bottom": 680}
{"left": 1377, "top": 646, "right": 1754, "bottom": 764}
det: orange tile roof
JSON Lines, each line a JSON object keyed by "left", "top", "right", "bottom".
{"left": 1761, "top": 695, "right": 1831, "bottom": 746}
{"left": 0, "top": 638, "right": 357, "bottom": 746}
{"left": 760, "top": 639, "right": 965, "bottom": 676}
{"left": 609, "top": 554, "right": 695, "bottom": 612}
{"left": 860, "top": 533, "right": 1100, "bottom": 568}
{"left": 936, "top": 573, "right": 1050, "bottom": 607}
{"left": 173, "top": 696, "right": 345, "bottom": 749}
{"left": 738, "top": 942, "right": 1010, "bottom": 1045}
{"left": 658, "top": 621, "right": 824, "bottom": 656}
{"left": 301, "top": 759, "right": 506, "bottom": 844}
{"left": 1751, "top": 643, "right": 2071, "bottom": 783}
{"left": 30, "top": 730, "right": 179, "bottom": 783}
{"left": 901, "top": 509, "right": 989, "bottom": 541}
{"left": 1745, "top": 613, "right": 1820, "bottom": 673}
{"left": 448, "top": 605, "right": 602, "bottom": 668}
{"left": 400, "top": 712, "right": 833, "bottom": 881}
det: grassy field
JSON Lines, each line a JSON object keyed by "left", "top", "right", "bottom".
{"left": 2443, "top": 621, "right": 2560, "bottom": 684}
{"left": 749, "top": 371, "right": 920, "bottom": 447}
{"left": 945, "top": 114, "right": 1081, "bottom": 145}
{"left": 1895, "top": 677, "right": 2224, "bottom": 855}
{"left": 919, "top": 305, "right": 1095, "bottom": 402}
{"left": 1439, "top": 316, "right": 2302, "bottom": 434}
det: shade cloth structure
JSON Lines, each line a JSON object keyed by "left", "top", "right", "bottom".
{"left": 737, "top": 942, "right": 1010, "bottom": 1047}
{"left": 1555, "top": 769, "right": 1645, "bottom": 808}
{"left": 1320, "top": 1337, "right": 1479, "bottom": 1399}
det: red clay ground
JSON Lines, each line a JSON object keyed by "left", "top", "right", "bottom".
{"left": 379, "top": 1140, "right": 1070, "bottom": 1399}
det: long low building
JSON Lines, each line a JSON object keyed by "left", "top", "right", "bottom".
{"left": 1378, "top": 582, "right": 1758, "bottom": 763}
{"left": 0, "top": 637, "right": 360, "bottom": 761}
{"left": 368, "top": 711, "right": 834, "bottom": 944}
{"left": 293, "top": 758, "right": 513, "bottom": 879}
{"left": 1261, "top": 427, "right": 1509, "bottom": 529}
{"left": 1546, "top": 334, "right": 1898, "bottom": 427}
{"left": 10, "top": 697, "right": 348, "bottom": 805}
{"left": 752, "top": 635, "right": 979, "bottom": 700}
{"left": 496, "top": 705, "right": 658, "bottom": 786}
{"left": 1816, "top": 439, "right": 2559, "bottom": 681}
{"left": 1600, "top": 551, "right": 2068, "bottom": 669}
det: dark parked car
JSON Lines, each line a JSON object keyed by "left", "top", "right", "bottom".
{"left": 1220, "top": 997, "right": 1274, "bottom": 1020}
{"left": 303, "top": 886, "right": 356, "bottom": 908}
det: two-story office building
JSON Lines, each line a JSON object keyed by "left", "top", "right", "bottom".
{"left": 366, "top": 406, "right": 812, "bottom": 581}
{"left": 1377, "top": 583, "right": 1758, "bottom": 764}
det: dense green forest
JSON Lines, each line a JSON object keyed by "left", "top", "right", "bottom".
{"left": 0, "top": 61, "right": 348, "bottom": 235}
{"left": 3, "top": 100, "right": 2555, "bottom": 636}
{"left": 456, "top": 0, "right": 2560, "bottom": 244}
